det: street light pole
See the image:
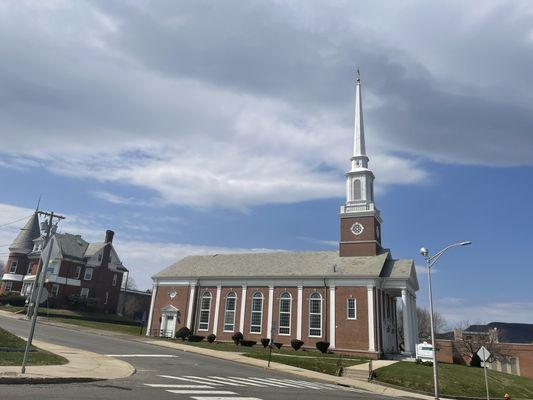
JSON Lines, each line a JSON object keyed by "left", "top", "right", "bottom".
{"left": 420, "top": 241, "right": 472, "bottom": 400}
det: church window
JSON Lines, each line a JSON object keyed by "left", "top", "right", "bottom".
{"left": 353, "top": 179, "right": 362, "bottom": 200}
{"left": 309, "top": 292, "right": 322, "bottom": 337}
{"left": 9, "top": 260, "right": 18, "bottom": 273}
{"left": 223, "top": 292, "right": 237, "bottom": 332}
{"left": 278, "top": 292, "right": 292, "bottom": 335}
{"left": 250, "top": 292, "right": 263, "bottom": 334}
{"left": 347, "top": 298, "right": 357, "bottom": 319}
{"left": 198, "top": 292, "right": 212, "bottom": 331}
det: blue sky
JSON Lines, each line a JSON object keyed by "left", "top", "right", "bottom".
{"left": 0, "top": 1, "right": 532, "bottom": 327}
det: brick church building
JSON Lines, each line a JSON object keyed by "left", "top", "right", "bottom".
{"left": 147, "top": 73, "right": 420, "bottom": 358}
{"left": 0, "top": 214, "right": 127, "bottom": 314}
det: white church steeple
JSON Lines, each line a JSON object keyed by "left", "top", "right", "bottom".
{"left": 339, "top": 69, "right": 382, "bottom": 257}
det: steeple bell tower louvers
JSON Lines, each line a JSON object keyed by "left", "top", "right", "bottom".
{"left": 339, "top": 70, "right": 383, "bottom": 257}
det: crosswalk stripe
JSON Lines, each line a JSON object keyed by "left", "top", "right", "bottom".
{"left": 236, "top": 377, "right": 287, "bottom": 387}
{"left": 209, "top": 376, "right": 267, "bottom": 387}
{"left": 279, "top": 378, "right": 335, "bottom": 390}
{"left": 158, "top": 375, "right": 222, "bottom": 386}
{"left": 145, "top": 384, "right": 213, "bottom": 388}
{"left": 260, "top": 377, "right": 316, "bottom": 388}
{"left": 191, "top": 398, "right": 262, "bottom": 400}
{"left": 166, "top": 390, "right": 236, "bottom": 394}
{"left": 183, "top": 375, "right": 245, "bottom": 387}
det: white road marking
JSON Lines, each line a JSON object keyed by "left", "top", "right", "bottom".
{"left": 106, "top": 354, "right": 178, "bottom": 357}
{"left": 217, "top": 376, "right": 269, "bottom": 387}
{"left": 166, "top": 390, "right": 236, "bottom": 394}
{"left": 270, "top": 378, "right": 335, "bottom": 390}
{"left": 192, "top": 398, "right": 262, "bottom": 400}
{"left": 238, "top": 377, "right": 292, "bottom": 387}
{"left": 183, "top": 375, "right": 245, "bottom": 387}
{"left": 145, "top": 384, "right": 213, "bottom": 388}
{"left": 157, "top": 375, "right": 222, "bottom": 386}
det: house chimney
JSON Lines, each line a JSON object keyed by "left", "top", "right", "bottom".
{"left": 105, "top": 230, "right": 114, "bottom": 243}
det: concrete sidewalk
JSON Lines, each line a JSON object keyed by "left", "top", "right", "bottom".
{"left": 0, "top": 312, "right": 135, "bottom": 384}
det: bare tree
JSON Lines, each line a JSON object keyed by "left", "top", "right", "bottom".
{"left": 121, "top": 276, "right": 138, "bottom": 290}
{"left": 453, "top": 322, "right": 508, "bottom": 366}
{"left": 417, "top": 307, "right": 447, "bottom": 341}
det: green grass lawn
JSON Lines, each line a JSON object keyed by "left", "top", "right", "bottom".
{"left": 375, "top": 361, "right": 533, "bottom": 399}
{"left": 0, "top": 327, "right": 67, "bottom": 366}
{"left": 47, "top": 317, "right": 146, "bottom": 336}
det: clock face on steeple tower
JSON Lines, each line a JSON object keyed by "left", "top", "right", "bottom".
{"left": 339, "top": 69, "right": 383, "bottom": 257}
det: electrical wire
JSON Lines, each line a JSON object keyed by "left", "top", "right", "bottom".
{"left": 0, "top": 214, "right": 33, "bottom": 229}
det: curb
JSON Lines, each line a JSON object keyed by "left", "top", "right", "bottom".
{"left": 0, "top": 376, "right": 101, "bottom": 385}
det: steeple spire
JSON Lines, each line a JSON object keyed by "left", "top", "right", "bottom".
{"left": 351, "top": 69, "right": 369, "bottom": 171}
{"left": 353, "top": 68, "right": 366, "bottom": 158}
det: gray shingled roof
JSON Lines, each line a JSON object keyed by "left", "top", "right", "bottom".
{"left": 154, "top": 250, "right": 414, "bottom": 280}
{"left": 84, "top": 242, "right": 105, "bottom": 257}
{"left": 9, "top": 212, "right": 41, "bottom": 254}
{"left": 55, "top": 233, "right": 89, "bottom": 260}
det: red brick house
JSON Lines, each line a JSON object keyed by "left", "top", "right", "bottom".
{"left": 0, "top": 215, "right": 127, "bottom": 314}
{"left": 146, "top": 73, "right": 420, "bottom": 358}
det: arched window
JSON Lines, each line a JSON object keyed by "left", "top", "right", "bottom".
{"left": 353, "top": 179, "right": 362, "bottom": 200}
{"left": 278, "top": 292, "right": 292, "bottom": 335}
{"left": 250, "top": 292, "right": 263, "bottom": 334}
{"left": 223, "top": 292, "right": 237, "bottom": 332}
{"left": 198, "top": 292, "right": 212, "bottom": 331}
{"left": 309, "top": 292, "right": 322, "bottom": 337}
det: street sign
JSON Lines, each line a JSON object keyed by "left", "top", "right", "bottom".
{"left": 477, "top": 346, "right": 491, "bottom": 362}
{"left": 30, "top": 286, "right": 48, "bottom": 305}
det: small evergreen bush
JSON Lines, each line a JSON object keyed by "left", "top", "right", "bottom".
{"left": 316, "top": 341, "right": 330, "bottom": 354}
{"left": 291, "top": 339, "right": 304, "bottom": 351}
{"left": 261, "top": 338, "right": 270, "bottom": 348}
{"left": 187, "top": 335, "right": 205, "bottom": 342}
{"left": 232, "top": 332, "right": 243, "bottom": 345}
{"left": 207, "top": 334, "right": 216, "bottom": 343}
{"left": 175, "top": 327, "right": 191, "bottom": 341}
{"left": 274, "top": 342, "right": 283, "bottom": 349}
{"left": 240, "top": 340, "right": 257, "bottom": 347}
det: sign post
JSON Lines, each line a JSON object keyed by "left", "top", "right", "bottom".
{"left": 477, "top": 346, "right": 491, "bottom": 400}
{"left": 267, "top": 323, "right": 276, "bottom": 368}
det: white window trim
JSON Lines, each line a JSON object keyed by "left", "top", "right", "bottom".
{"left": 27, "top": 264, "right": 33, "bottom": 274}
{"left": 51, "top": 284, "right": 59, "bottom": 297}
{"left": 9, "top": 260, "right": 17, "bottom": 273}
{"left": 278, "top": 292, "right": 292, "bottom": 336}
{"left": 112, "top": 274, "right": 117, "bottom": 286}
{"left": 84, "top": 267, "right": 93, "bottom": 281}
{"left": 249, "top": 292, "right": 263, "bottom": 335}
{"left": 198, "top": 292, "right": 212, "bottom": 331}
{"left": 347, "top": 298, "right": 357, "bottom": 320}
{"left": 80, "top": 287, "right": 89, "bottom": 299}
{"left": 104, "top": 291, "right": 109, "bottom": 305}
{"left": 308, "top": 293, "right": 323, "bottom": 338}
{"left": 5, "top": 281, "right": 13, "bottom": 292}
{"left": 223, "top": 292, "right": 237, "bottom": 333}
{"left": 74, "top": 266, "right": 81, "bottom": 280}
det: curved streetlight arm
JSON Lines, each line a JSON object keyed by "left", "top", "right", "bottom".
{"left": 427, "top": 241, "right": 472, "bottom": 267}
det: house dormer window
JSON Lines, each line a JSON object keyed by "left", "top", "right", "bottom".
{"left": 9, "top": 260, "right": 18, "bottom": 273}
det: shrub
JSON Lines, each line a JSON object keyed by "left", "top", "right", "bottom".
{"left": 261, "top": 338, "right": 270, "bottom": 348}
{"left": 291, "top": 339, "right": 304, "bottom": 351}
{"left": 316, "top": 341, "right": 330, "bottom": 354}
{"left": 415, "top": 358, "right": 433, "bottom": 367}
{"left": 240, "top": 340, "right": 257, "bottom": 347}
{"left": 232, "top": 332, "right": 244, "bottom": 345}
{"left": 0, "top": 294, "right": 26, "bottom": 306}
{"left": 86, "top": 297, "right": 99, "bottom": 312}
{"left": 187, "top": 335, "right": 205, "bottom": 342}
{"left": 470, "top": 353, "right": 482, "bottom": 368}
{"left": 207, "top": 334, "right": 216, "bottom": 343}
{"left": 274, "top": 342, "right": 283, "bottom": 349}
{"left": 175, "top": 327, "right": 191, "bottom": 341}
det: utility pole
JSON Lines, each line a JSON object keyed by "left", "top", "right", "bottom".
{"left": 21, "top": 211, "right": 65, "bottom": 374}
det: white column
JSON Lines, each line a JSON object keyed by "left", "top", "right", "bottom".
{"left": 367, "top": 285, "right": 376, "bottom": 352}
{"left": 297, "top": 285, "right": 303, "bottom": 340}
{"left": 267, "top": 285, "right": 274, "bottom": 339}
{"left": 212, "top": 285, "right": 221, "bottom": 335}
{"left": 411, "top": 294, "right": 418, "bottom": 350}
{"left": 329, "top": 285, "right": 336, "bottom": 349}
{"left": 239, "top": 285, "right": 247, "bottom": 333}
{"left": 402, "top": 289, "right": 413, "bottom": 355}
{"left": 186, "top": 283, "right": 197, "bottom": 329}
{"left": 146, "top": 283, "right": 158, "bottom": 336}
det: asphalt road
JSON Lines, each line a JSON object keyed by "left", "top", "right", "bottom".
{"left": 0, "top": 315, "right": 395, "bottom": 400}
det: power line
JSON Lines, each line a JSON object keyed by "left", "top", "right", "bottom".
{"left": 0, "top": 214, "right": 33, "bottom": 229}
